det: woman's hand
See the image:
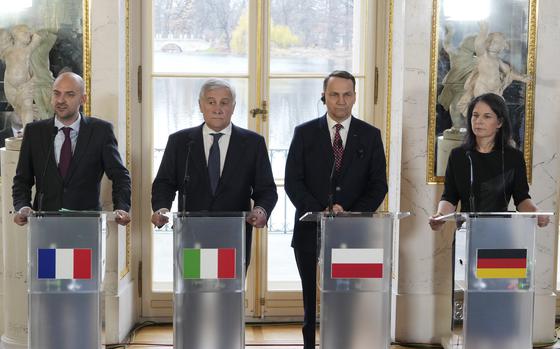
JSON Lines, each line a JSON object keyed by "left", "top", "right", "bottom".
{"left": 429, "top": 213, "right": 446, "bottom": 231}
{"left": 537, "top": 214, "right": 550, "bottom": 228}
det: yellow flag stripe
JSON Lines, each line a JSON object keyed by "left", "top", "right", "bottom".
{"left": 476, "top": 268, "right": 527, "bottom": 279}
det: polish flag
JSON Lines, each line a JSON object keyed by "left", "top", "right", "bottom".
{"left": 331, "top": 248, "right": 383, "bottom": 279}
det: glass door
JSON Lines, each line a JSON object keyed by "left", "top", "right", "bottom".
{"left": 141, "top": 0, "right": 384, "bottom": 319}
{"left": 260, "top": 0, "right": 381, "bottom": 318}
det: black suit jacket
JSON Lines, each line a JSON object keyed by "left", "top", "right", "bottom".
{"left": 0, "top": 126, "right": 14, "bottom": 148}
{"left": 151, "top": 122, "right": 278, "bottom": 223}
{"left": 285, "top": 115, "right": 388, "bottom": 253}
{"left": 12, "top": 116, "right": 131, "bottom": 212}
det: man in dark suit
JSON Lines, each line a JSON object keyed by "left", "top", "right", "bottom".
{"left": 0, "top": 126, "right": 13, "bottom": 148}
{"left": 12, "top": 72, "right": 131, "bottom": 226}
{"left": 0, "top": 111, "right": 22, "bottom": 149}
{"left": 151, "top": 78, "right": 278, "bottom": 266}
{"left": 285, "top": 70, "right": 388, "bottom": 349}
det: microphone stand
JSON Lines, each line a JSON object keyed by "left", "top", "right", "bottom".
{"left": 466, "top": 150, "right": 476, "bottom": 213}
{"left": 328, "top": 154, "right": 337, "bottom": 217}
{"left": 181, "top": 140, "right": 194, "bottom": 219}
{"left": 37, "top": 127, "right": 59, "bottom": 214}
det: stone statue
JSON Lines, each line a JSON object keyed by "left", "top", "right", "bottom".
{"left": 456, "top": 21, "right": 530, "bottom": 117}
{"left": 0, "top": 25, "right": 57, "bottom": 128}
{"left": 30, "top": 29, "right": 57, "bottom": 120}
{"left": 438, "top": 24, "right": 477, "bottom": 130}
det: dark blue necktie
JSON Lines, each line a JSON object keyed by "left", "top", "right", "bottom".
{"left": 208, "top": 132, "right": 223, "bottom": 194}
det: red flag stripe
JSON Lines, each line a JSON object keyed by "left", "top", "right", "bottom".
{"left": 217, "top": 248, "right": 235, "bottom": 279}
{"left": 332, "top": 263, "right": 383, "bottom": 278}
{"left": 73, "top": 249, "right": 92, "bottom": 279}
{"left": 477, "top": 258, "right": 526, "bottom": 269}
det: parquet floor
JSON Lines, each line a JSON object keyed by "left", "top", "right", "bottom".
{"left": 106, "top": 323, "right": 559, "bottom": 348}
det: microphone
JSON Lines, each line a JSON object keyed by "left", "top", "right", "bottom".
{"left": 37, "top": 127, "right": 59, "bottom": 212}
{"left": 466, "top": 150, "right": 476, "bottom": 212}
{"left": 181, "top": 139, "right": 195, "bottom": 214}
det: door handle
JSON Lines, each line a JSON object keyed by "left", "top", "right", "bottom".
{"left": 250, "top": 101, "right": 268, "bottom": 122}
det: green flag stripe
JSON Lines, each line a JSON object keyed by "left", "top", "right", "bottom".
{"left": 183, "top": 249, "right": 200, "bottom": 279}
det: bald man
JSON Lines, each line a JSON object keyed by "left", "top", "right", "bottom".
{"left": 12, "top": 72, "right": 131, "bottom": 225}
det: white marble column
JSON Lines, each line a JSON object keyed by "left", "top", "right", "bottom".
{"left": 529, "top": 0, "right": 560, "bottom": 341}
{"left": 1, "top": 141, "right": 28, "bottom": 349}
{"left": 91, "top": 0, "right": 139, "bottom": 342}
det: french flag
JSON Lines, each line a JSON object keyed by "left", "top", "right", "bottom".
{"left": 38, "top": 248, "right": 92, "bottom": 279}
{"left": 331, "top": 248, "right": 384, "bottom": 279}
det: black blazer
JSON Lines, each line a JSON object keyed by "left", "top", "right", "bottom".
{"left": 12, "top": 116, "right": 131, "bottom": 212}
{"left": 152, "top": 123, "right": 278, "bottom": 216}
{"left": 0, "top": 126, "right": 14, "bottom": 148}
{"left": 285, "top": 115, "right": 388, "bottom": 253}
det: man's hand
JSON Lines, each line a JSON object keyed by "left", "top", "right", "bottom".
{"left": 14, "top": 206, "right": 33, "bottom": 226}
{"left": 246, "top": 207, "right": 267, "bottom": 228}
{"left": 324, "top": 204, "right": 344, "bottom": 214}
{"left": 114, "top": 209, "right": 131, "bottom": 226}
{"left": 151, "top": 208, "right": 170, "bottom": 228}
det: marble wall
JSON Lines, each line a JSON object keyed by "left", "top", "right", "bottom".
{"left": 393, "top": 0, "right": 560, "bottom": 343}
{"left": 90, "top": 0, "right": 139, "bottom": 343}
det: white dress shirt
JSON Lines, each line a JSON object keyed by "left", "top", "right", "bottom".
{"left": 54, "top": 115, "right": 81, "bottom": 165}
{"left": 202, "top": 122, "right": 232, "bottom": 176}
{"left": 326, "top": 114, "right": 351, "bottom": 147}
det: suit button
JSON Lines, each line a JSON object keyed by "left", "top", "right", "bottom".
{"left": 335, "top": 186, "right": 341, "bottom": 191}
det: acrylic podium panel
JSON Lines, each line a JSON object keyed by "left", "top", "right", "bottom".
{"left": 301, "top": 212, "right": 408, "bottom": 349}
{"left": 173, "top": 212, "right": 246, "bottom": 349}
{"left": 440, "top": 212, "right": 551, "bottom": 349}
{"left": 27, "top": 212, "right": 106, "bottom": 349}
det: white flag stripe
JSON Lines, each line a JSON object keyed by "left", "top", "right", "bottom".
{"left": 332, "top": 248, "right": 383, "bottom": 264}
{"left": 200, "top": 249, "right": 218, "bottom": 279}
{"left": 56, "top": 249, "right": 74, "bottom": 279}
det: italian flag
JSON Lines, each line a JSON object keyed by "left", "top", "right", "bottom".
{"left": 331, "top": 248, "right": 383, "bottom": 279}
{"left": 183, "top": 248, "right": 236, "bottom": 279}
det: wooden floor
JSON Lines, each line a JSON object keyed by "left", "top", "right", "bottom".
{"left": 108, "top": 323, "right": 560, "bottom": 348}
{"left": 109, "top": 323, "right": 425, "bottom": 348}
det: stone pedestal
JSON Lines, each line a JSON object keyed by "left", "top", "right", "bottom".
{"left": 1, "top": 138, "right": 28, "bottom": 349}
{"left": 436, "top": 136, "right": 462, "bottom": 177}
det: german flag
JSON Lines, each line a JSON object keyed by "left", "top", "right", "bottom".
{"left": 476, "top": 249, "right": 527, "bottom": 279}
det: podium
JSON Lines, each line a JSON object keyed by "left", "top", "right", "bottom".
{"left": 301, "top": 212, "right": 409, "bottom": 349}
{"left": 439, "top": 212, "right": 553, "bottom": 349}
{"left": 27, "top": 211, "right": 107, "bottom": 349}
{"left": 173, "top": 212, "right": 246, "bottom": 349}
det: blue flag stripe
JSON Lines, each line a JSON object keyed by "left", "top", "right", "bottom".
{"left": 38, "top": 249, "right": 56, "bottom": 279}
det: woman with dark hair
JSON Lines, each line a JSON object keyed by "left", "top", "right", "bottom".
{"left": 429, "top": 92, "right": 549, "bottom": 227}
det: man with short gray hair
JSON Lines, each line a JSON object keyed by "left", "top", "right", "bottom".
{"left": 151, "top": 78, "right": 278, "bottom": 268}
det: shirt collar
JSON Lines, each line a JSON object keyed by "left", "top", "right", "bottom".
{"left": 54, "top": 113, "right": 82, "bottom": 133}
{"left": 326, "top": 114, "right": 352, "bottom": 130}
{"left": 203, "top": 122, "right": 232, "bottom": 136}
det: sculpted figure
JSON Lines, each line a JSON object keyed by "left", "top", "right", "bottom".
{"left": 438, "top": 24, "right": 477, "bottom": 129}
{"left": 456, "top": 21, "right": 530, "bottom": 117}
{"left": 0, "top": 25, "right": 57, "bottom": 127}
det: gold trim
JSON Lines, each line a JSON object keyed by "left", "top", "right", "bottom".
{"left": 426, "top": 0, "right": 537, "bottom": 184}
{"left": 524, "top": 0, "right": 537, "bottom": 183}
{"left": 253, "top": 0, "right": 264, "bottom": 319}
{"left": 83, "top": 0, "right": 91, "bottom": 116}
{"left": 120, "top": 0, "right": 132, "bottom": 280}
{"left": 383, "top": 0, "right": 394, "bottom": 211}
{"left": 426, "top": 0, "right": 440, "bottom": 184}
